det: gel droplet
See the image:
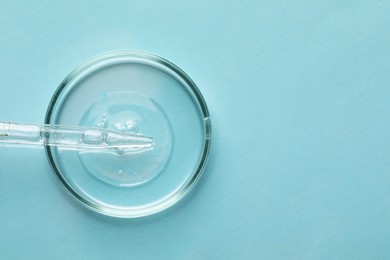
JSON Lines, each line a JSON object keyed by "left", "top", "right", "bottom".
{"left": 79, "top": 91, "right": 173, "bottom": 187}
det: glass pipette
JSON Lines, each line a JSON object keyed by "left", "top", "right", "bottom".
{"left": 0, "top": 121, "right": 154, "bottom": 155}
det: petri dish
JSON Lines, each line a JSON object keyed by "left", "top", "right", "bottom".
{"left": 44, "top": 51, "right": 211, "bottom": 218}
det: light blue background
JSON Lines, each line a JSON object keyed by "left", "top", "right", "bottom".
{"left": 0, "top": 1, "right": 390, "bottom": 259}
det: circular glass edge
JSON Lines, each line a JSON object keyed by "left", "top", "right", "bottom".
{"left": 44, "top": 51, "right": 212, "bottom": 218}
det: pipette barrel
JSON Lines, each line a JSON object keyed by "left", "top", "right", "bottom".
{"left": 0, "top": 121, "right": 153, "bottom": 152}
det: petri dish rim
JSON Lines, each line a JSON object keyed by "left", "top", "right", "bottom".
{"left": 44, "top": 51, "right": 212, "bottom": 218}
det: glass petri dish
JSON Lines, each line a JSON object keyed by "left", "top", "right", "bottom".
{"left": 44, "top": 51, "right": 211, "bottom": 218}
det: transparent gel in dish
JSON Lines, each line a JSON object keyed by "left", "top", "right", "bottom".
{"left": 45, "top": 51, "right": 211, "bottom": 218}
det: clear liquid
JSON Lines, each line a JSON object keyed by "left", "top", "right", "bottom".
{"left": 79, "top": 91, "right": 173, "bottom": 187}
